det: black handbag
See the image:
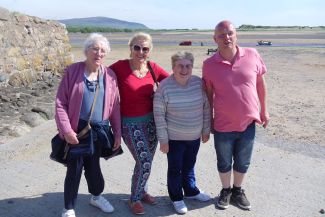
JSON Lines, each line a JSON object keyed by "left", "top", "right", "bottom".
{"left": 50, "top": 72, "right": 100, "bottom": 164}
{"left": 101, "top": 125, "right": 123, "bottom": 160}
{"left": 50, "top": 121, "right": 93, "bottom": 165}
{"left": 68, "top": 120, "right": 94, "bottom": 158}
{"left": 50, "top": 134, "right": 69, "bottom": 165}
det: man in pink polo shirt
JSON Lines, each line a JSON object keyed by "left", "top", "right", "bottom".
{"left": 203, "top": 20, "right": 269, "bottom": 210}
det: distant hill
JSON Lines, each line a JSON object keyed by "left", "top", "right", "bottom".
{"left": 238, "top": 24, "right": 325, "bottom": 30}
{"left": 58, "top": 17, "right": 148, "bottom": 29}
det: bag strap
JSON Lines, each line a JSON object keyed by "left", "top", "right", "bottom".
{"left": 147, "top": 61, "right": 159, "bottom": 89}
{"left": 77, "top": 68, "right": 101, "bottom": 138}
{"left": 87, "top": 74, "right": 100, "bottom": 124}
{"left": 88, "top": 68, "right": 101, "bottom": 123}
{"left": 62, "top": 70, "right": 101, "bottom": 159}
{"left": 76, "top": 123, "right": 92, "bottom": 139}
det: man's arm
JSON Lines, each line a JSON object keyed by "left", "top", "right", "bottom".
{"left": 204, "top": 81, "right": 214, "bottom": 132}
{"left": 256, "top": 74, "right": 270, "bottom": 128}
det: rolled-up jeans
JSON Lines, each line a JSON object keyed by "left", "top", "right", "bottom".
{"left": 213, "top": 122, "right": 255, "bottom": 173}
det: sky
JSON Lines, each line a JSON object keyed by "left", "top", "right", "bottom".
{"left": 0, "top": 0, "right": 324, "bottom": 29}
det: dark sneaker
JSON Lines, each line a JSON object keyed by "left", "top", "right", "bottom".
{"left": 216, "top": 188, "right": 232, "bottom": 209}
{"left": 231, "top": 188, "right": 251, "bottom": 210}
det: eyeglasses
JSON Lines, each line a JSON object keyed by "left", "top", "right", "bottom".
{"left": 90, "top": 47, "right": 106, "bottom": 54}
{"left": 132, "top": 45, "right": 150, "bottom": 53}
{"left": 175, "top": 64, "right": 193, "bottom": 70}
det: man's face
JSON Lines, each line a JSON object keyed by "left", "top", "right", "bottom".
{"left": 213, "top": 23, "right": 237, "bottom": 50}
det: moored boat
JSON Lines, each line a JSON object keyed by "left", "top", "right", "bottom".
{"left": 257, "top": 40, "right": 272, "bottom": 46}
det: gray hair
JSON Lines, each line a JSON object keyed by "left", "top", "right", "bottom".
{"left": 171, "top": 51, "right": 194, "bottom": 67}
{"left": 83, "top": 33, "right": 110, "bottom": 54}
{"left": 128, "top": 32, "right": 153, "bottom": 50}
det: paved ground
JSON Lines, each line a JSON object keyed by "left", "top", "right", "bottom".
{"left": 0, "top": 120, "right": 325, "bottom": 217}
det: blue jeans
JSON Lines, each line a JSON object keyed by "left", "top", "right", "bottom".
{"left": 167, "top": 139, "right": 201, "bottom": 201}
{"left": 213, "top": 122, "right": 255, "bottom": 173}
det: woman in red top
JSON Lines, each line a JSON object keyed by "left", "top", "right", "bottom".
{"left": 109, "top": 32, "right": 169, "bottom": 215}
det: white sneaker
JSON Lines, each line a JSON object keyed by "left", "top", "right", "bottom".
{"left": 185, "top": 191, "right": 211, "bottom": 202}
{"left": 173, "top": 200, "right": 187, "bottom": 214}
{"left": 62, "top": 209, "right": 76, "bottom": 217}
{"left": 90, "top": 195, "right": 114, "bottom": 213}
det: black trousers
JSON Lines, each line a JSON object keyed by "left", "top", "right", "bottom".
{"left": 64, "top": 143, "right": 104, "bottom": 210}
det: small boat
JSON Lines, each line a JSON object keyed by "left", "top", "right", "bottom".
{"left": 257, "top": 40, "right": 272, "bottom": 46}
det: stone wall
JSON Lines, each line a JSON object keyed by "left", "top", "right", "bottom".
{"left": 0, "top": 7, "right": 73, "bottom": 86}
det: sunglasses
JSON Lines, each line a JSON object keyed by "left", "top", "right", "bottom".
{"left": 132, "top": 45, "right": 150, "bottom": 53}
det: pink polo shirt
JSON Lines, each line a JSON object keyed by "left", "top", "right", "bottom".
{"left": 202, "top": 47, "right": 267, "bottom": 132}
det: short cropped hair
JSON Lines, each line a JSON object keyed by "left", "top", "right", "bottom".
{"left": 83, "top": 33, "right": 110, "bottom": 54}
{"left": 128, "top": 32, "right": 153, "bottom": 50}
{"left": 171, "top": 51, "right": 194, "bottom": 67}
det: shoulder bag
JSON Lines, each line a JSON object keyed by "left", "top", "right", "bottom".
{"left": 50, "top": 72, "right": 100, "bottom": 164}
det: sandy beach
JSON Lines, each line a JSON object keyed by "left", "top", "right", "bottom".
{"left": 0, "top": 31, "right": 324, "bottom": 217}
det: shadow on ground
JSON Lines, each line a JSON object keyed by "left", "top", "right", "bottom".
{"left": 0, "top": 192, "right": 214, "bottom": 217}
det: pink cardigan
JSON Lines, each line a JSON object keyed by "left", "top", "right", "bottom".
{"left": 55, "top": 61, "right": 121, "bottom": 138}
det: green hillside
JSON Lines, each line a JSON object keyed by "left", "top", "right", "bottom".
{"left": 58, "top": 16, "right": 148, "bottom": 31}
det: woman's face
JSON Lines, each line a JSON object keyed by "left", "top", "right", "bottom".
{"left": 130, "top": 39, "right": 151, "bottom": 63}
{"left": 172, "top": 59, "right": 193, "bottom": 85}
{"left": 85, "top": 42, "right": 107, "bottom": 67}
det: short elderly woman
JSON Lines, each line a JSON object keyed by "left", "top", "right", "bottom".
{"left": 109, "top": 32, "right": 169, "bottom": 215}
{"left": 55, "top": 33, "right": 121, "bottom": 217}
{"left": 153, "top": 51, "right": 211, "bottom": 214}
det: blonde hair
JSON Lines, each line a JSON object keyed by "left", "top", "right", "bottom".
{"left": 128, "top": 32, "right": 153, "bottom": 50}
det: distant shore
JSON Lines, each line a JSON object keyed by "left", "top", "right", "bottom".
{"left": 68, "top": 30, "right": 325, "bottom": 48}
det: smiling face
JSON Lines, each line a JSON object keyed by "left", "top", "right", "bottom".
{"left": 85, "top": 42, "right": 107, "bottom": 69}
{"left": 172, "top": 58, "right": 193, "bottom": 86}
{"left": 130, "top": 39, "right": 151, "bottom": 63}
{"left": 213, "top": 21, "right": 237, "bottom": 51}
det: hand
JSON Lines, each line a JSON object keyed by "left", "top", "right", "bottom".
{"left": 160, "top": 143, "right": 169, "bottom": 154}
{"left": 64, "top": 131, "right": 78, "bottom": 145}
{"left": 201, "top": 134, "right": 210, "bottom": 143}
{"left": 260, "top": 110, "right": 270, "bottom": 128}
{"left": 113, "top": 136, "right": 121, "bottom": 150}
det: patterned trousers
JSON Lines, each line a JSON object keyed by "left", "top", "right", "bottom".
{"left": 122, "top": 113, "right": 158, "bottom": 202}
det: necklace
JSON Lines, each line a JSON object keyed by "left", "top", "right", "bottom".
{"left": 135, "top": 70, "right": 145, "bottom": 78}
{"left": 130, "top": 60, "right": 147, "bottom": 78}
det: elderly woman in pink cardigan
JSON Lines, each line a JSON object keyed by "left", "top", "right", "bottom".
{"left": 55, "top": 33, "right": 121, "bottom": 217}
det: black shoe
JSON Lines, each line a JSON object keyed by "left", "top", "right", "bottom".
{"left": 231, "top": 188, "right": 251, "bottom": 210}
{"left": 216, "top": 188, "right": 232, "bottom": 209}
